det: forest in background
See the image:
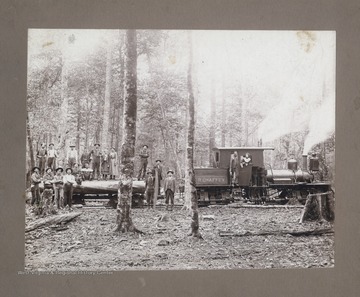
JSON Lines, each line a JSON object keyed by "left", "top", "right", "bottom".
{"left": 26, "top": 30, "right": 335, "bottom": 184}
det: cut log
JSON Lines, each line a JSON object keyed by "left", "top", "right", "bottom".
{"left": 219, "top": 228, "right": 333, "bottom": 237}
{"left": 25, "top": 212, "right": 82, "bottom": 232}
{"left": 72, "top": 180, "right": 145, "bottom": 195}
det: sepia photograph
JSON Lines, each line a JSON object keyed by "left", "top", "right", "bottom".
{"left": 25, "top": 29, "right": 335, "bottom": 271}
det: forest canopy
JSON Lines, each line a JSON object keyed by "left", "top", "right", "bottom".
{"left": 27, "top": 30, "right": 335, "bottom": 182}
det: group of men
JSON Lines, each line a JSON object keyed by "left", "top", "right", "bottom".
{"left": 35, "top": 142, "right": 118, "bottom": 180}
{"left": 30, "top": 166, "right": 77, "bottom": 210}
{"left": 137, "top": 144, "right": 177, "bottom": 211}
{"left": 31, "top": 142, "right": 178, "bottom": 211}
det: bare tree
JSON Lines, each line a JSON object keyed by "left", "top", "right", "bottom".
{"left": 115, "top": 30, "right": 142, "bottom": 234}
{"left": 186, "top": 31, "right": 202, "bottom": 238}
{"left": 101, "top": 39, "right": 113, "bottom": 149}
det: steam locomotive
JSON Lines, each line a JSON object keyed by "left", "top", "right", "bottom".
{"left": 194, "top": 147, "right": 332, "bottom": 205}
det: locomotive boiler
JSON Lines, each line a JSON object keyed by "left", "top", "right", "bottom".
{"left": 194, "top": 147, "right": 332, "bottom": 205}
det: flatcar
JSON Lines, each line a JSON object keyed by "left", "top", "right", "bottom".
{"left": 194, "top": 147, "right": 332, "bottom": 205}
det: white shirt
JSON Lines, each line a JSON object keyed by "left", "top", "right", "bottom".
{"left": 63, "top": 174, "right": 75, "bottom": 184}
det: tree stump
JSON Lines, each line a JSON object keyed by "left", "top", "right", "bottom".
{"left": 41, "top": 188, "right": 57, "bottom": 216}
{"left": 299, "top": 191, "right": 335, "bottom": 223}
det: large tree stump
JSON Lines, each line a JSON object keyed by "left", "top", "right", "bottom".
{"left": 299, "top": 191, "right": 335, "bottom": 223}
{"left": 41, "top": 188, "right": 57, "bottom": 216}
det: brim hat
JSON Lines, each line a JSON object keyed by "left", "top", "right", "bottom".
{"left": 32, "top": 166, "right": 40, "bottom": 172}
{"left": 49, "top": 143, "right": 54, "bottom": 147}
{"left": 94, "top": 143, "right": 100, "bottom": 147}
{"left": 167, "top": 169, "right": 174, "bottom": 174}
{"left": 55, "top": 167, "right": 64, "bottom": 172}
{"left": 65, "top": 168, "right": 73, "bottom": 173}
{"left": 143, "top": 145, "right": 148, "bottom": 148}
{"left": 70, "top": 144, "right": 76, "bottom": 147}
{"left": 155, "top": 159, "right": 162, "bottom": 162}
{"left": 45, "top": 167, "right": 53, "bottom": 172}
{"left": 147, "top": 170, "right": 153, "bottom": 175}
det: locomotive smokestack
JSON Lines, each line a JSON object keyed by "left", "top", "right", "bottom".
{"left": 302, "top": 154, "right": 308, "bottom": 170}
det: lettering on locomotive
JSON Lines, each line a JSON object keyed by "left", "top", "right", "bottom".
{"left": 196, "top": 176, "right": 227, "bottom": 185}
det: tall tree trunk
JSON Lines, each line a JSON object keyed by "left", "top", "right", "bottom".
{"left": 209, "top": 82, "right": 216, "bottom": 165}
{"left": 76, "top": 96, "right": 81, "bottom": 152}
{"left": 101, "top": 43, "right": 112, "bottom": 149}
{"left": 58, "top": 48, "right": 69, "bottom": 163}
{"left": 221, "top": 78, "right": 226, "bottom": 147}
{"left": 115, "top": 33, "right": 125, "bottom": 153}
{"left": 186, "top": 31, "right": 202, "bottom": 238}
{"left": 115, "top": 30, "right": 142, "bottom": 233}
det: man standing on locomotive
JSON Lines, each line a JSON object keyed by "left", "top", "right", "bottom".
{"left": 230, "top": 151, "right": 239, "bottom": 185}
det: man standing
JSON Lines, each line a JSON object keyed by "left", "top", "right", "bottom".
{"left": 230, "top": 151, "right": 239, "bottom": 185}
{"left": 164, "top": 169, "right": 176, "bottom": 211}
{"left": 80, "top": 147, "right": 91, "bottom": 168}
{"left": 66, "top": 144, "right": 78, "bottom": 170}
{"left": 30, "top": 166, "right": 42, "bottom": 206}
{"left": 145, "top": 169, "right": 155, "bottom": 208}
{"left": 53, "top": 167, "right": 64, "bottom": 209}
{"left": 63, "top": 168, "right": 76, "bottom": 208}
{"left": 137, "top": 145, "right": 149, "bottom": 180}
{"left": 91, "top": 143, "right": 102, "bottom": 180}
{"left": 36, "top": 143, "right": 47, "bottom": 176}
{"left": 47, "top": 143, "right": 57, "bottom": 170}
{"left": 154, "top": 159, "right": 163, "bottom": 195}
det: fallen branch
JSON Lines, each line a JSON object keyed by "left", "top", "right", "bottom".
{"left": 219, "top": 228, "right": 333, "bottom": 237}
{"left": 25, "top": 212, "right": 82, "bottom": 232}
{"left": 237, "top": 204, "right": 304, "bottom": 209}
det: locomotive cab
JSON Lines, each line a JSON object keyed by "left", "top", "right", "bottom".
{"left": 194, "top": 147, "right": 274, "bottom": 204}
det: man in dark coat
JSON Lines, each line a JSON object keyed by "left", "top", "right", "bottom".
{"left": 36, "top": 143, "right": 47, "bottom": 176}
{"left": 30, "top": 166, "right": 42, "bottom": 206}
{"left": 137, "top": 145, "right": 149, "bottom": 180}
{"left": 154, "top": 159, "right": 163, "bottom": 195}
{"left": 80, "top": 147, "right": 91, "bottom": 168}
{"left": 164, "top": 169, "right": 176, "bottom": 211}
{"left": 91, "top": 144, "right": 102, "bottom": 180}
{"left": 145, "top": 169, "right": 155, "bottom": 208}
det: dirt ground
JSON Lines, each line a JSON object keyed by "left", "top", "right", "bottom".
{"left": 24, "top": 200, "right": 334, "bottom": 271}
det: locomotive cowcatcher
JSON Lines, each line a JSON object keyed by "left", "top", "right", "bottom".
{"left": 194, "top": 147, "right": 332, "bottom": 205}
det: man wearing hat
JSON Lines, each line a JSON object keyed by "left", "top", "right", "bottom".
{"left": 47, "top": 143, "right": 57, "bottom": 170}
{"left": 164, "top": 169, "right": 176, "bottom": 211}
{"left": 30, "top": 166, "right": 42, "bottom": 206}
{"left": 36, "top": 143, "right": 47, "bottom": 175}
{"left": 91, "top": 143, "right": 102, "bottom": 180}
{"left": 63, "top": 168, "right": 76, "bottom": 208}
{"left": 53, "top": 167, "right": 64, "bottom": 209}
{"left": 154, "top": 159, "right": 163, "bottom": 195}
{"left": 80, "top": 147, "right": 91, "bottom": 169}
{"left": 66, "top": 143, "right": 78, "bottom": 170}
{"left": 137, "top": 145, "right": 149, "bottom": 180}
{"left": 145, "top": 169, "right": 156, "bottom": 208}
